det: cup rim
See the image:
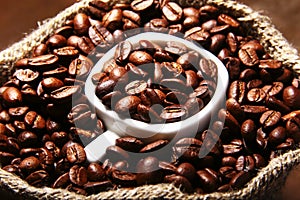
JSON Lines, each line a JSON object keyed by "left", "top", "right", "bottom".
{"left": 84, "top": 32, "right": 229, "bottom": 136}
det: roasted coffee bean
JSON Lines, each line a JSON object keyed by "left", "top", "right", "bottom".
{"left": 32, "top": 43, "right": 48, "bottom": 57}
{"left": 252, "top": 154, "right": 267, "bottom": 168}
{"left": 46, "top": 35, "right": 67, "bottom": 50}
{"left": 262, "top": 82, "right": 284, "bottom": 97}
{"left": 162, "top": 2, "right": 182, "bottom": 22}
{"left": 25, "top": 170, "right": 49, "bottom": 187}
{"left": 219, "top": 166, "right": 237, "bottom": 182}
{"left": 15, "top": 54, "right": 59, "bottom": 72}
{"left": 199, "top": 58, "right": 217, "bottom": 79}
{"left": 19, "top": 156, "right": 40, "bottom": 173}
{"left": 184, "top": 27, "right": 210, "bottom": 45}
{"left": 69, "top": 165, "right": 88, "bottom": 186}
{"left": 50, "top": 85, "right": 81, "bottom": 104}
{"left": 247, "top": 88, "right": 266, "bottom": 103}
{"left": 164, "top": 174, "right": 193, "bottom": 193}
{"left": 136, "top": 156, "right": 163, "bottom": 185}
{"left": 111, "top": 169, "right": 137, "bottom": 186}
{"left": 114, "top": 96, "right": 141, "bottom": 117}
{"left": 115, "top": 41, "right": 133, "bottom": 65}
{"left": 238, "top": 48, "right": 259, "bottom": 67}
{"left": 159, "top": 161, "right": 177, "bottom": 175}
{"left": 228, "top": 81, "right": 246, "bottom": 104}
{"left": 173, "top": 138, "right": 202, "bottom": 161}
{"left": 102, "top": 9, "right": 122, "bottom": 32}
{"left": 89, "top": 24, "right": 114, "bottom": 49}
{"left": 123, "top": 10, "right": 141, "bottom": 25}
{"left": 197, "top": 169, "right": 219, "bottom": 192}
{"left": 52, "top": 172, "right": 70, "bottom": 188}
{"left": 269, "top": 126, "right": 286, "bottom": 146}
{"left": 241, "top": 119, "right": 256, "bottom": 142}
{"left": 259, "top": 110, "right": 281, "bottom": 130}
{"left": 236, "top": 155, "right": 255, "bottom": 171}
{"left": 129, "top": 51, "right": 153, "bottom": 66}
{"left": 221, "top": 156, "right": 237, "bottom": 167}
{"left": 87, "top": 163, "right": 106, "bottom": 181}
{"left": 43, "top": 67, "right": 68, "bottom": 79}
{"left": 24, "top": 111, "right": 45, "bottom": 130}
{"left": 242, "top": 105, "right": 268, "bottom": 119}
{"left": 176, "top": 162, "right": 196, "bottom": 182}
{"left": 230, "top": 171, "right": 253, "bottom": 189}
{"left": 41, "top": 77, "right": 64, "bottom": 93}
{"left": 116, "top": 137, "right": 144, "bottom": 152}
{"left": 68, "top": 58, "right": 93, "bottom": 80}
{"left": 239, "top": 68, "right": 257, "bottom": 81}
{"left": 160, "top": 105, "right": 187, "bottom": 123}
{"left": 125, "top": 80, "right": 147, "bottom": 95}
{"left": 139, "top": 139, "right": 169, "bottom": 153}
{"left": 223, "top": 139, "right": 243, "bottom": 155}
{"left": 74, "top": 13, "right": 90, "bottom": 35}
{"left": 106, "top": 145, "right": 129, "bottom": 161}
{"left": 131, "top": 0, "right": 154, "bottom": 11}
{"left": 96, "top": 79, "right": 116, "bottom": 99}
{"left": 266, "top": 96, "right": 290, "bottom": 114}
{"left": 78, "top": 36, "right": 95, "bottom": 55}
{"left": 66, "top": 142, "right": 86, "bottom": 164}
{"left": 2, "top": 87, "right": 23, "bottom": 107}
{"left": 84, "top": 181, "right": 113, "bottom": 194}
{"left": 283, "top": 86, "right": 300, "bottom": 109}
{"left": 13, "top": 69, "right": 39, "bottom": 84}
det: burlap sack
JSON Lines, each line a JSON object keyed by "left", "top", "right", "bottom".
{"left": 0, "top": 0, "right": 300, "bottom": 199}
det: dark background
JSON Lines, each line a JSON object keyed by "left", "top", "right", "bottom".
{"left": 0, "top": 0, "right": 299, "bottom": 199}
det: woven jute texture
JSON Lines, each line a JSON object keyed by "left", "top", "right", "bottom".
{"left": 0, "top": 0, "right": 300, "bottom": 199}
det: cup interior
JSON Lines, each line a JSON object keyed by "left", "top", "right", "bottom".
{"left": 84, "top": 32, "right": 229, "bottom": 140}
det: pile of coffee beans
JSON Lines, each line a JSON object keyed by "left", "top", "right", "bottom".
{"left": 94, "top": 40, "right": 215, "bottom": 123}
{"left": 0, "top": 0, "right": 300, "bottom": 196}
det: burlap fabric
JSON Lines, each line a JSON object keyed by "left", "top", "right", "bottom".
{"left": 0, "top": 0, "right": 300, "bottom": 199}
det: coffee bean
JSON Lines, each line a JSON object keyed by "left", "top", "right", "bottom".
{"left": 87, "top": 163, "right": 106, "bottom": 182}
{"left": 223, "top": 139, "right": 243, "bottom": 155}
{"left": 136, "top": 156, "right": 162, "bottom": 185}
{"left": 111, "top": 169, "right": 137, "bottom": 186}
{"left": 253, "top": 154, "right": 267, "bottom": 168}
{"left": 74, "top": 13, "right": 90, "bottom": 35}
{"left": 19, "top": 156, "right": 40, "bottom": 173}
{"left": 283, "top": 86, "right": 300, "bottom": 109}
{"left": 66, "top": 142, "right": 86, "bottom": 164}
{"left": 52, "top": 172, "right": 70, "bottom": 188}
{"left": 221, "top": 156, "right": 237, "bottom": 167}
{"left": 115, "top": 41, "right": 133, "bottom": 65}
{"left": 247, "top": 88, "right": 266, "bottom": 103}
{"left": 32, "top": 43, "right": 48, "bottom": 57}
{"left": 78, "top": 36, "right": 95, "bottom": 55}
{"left": 84, "top": 181, "right": 113, "bottom": 194}
{"left": 218, "top": 14, "right": 240, "bottom": 28}
{"left": 164, "top": 174, "right": 193, "bottom": 193}
{"left": 2, "top": 87, "right": 23, "bottom": 107}
{"left": 69, "top": 165, "right": 88, "bottom": 186}
{"left": 219, "top": 166, "right": 237, "bottom": 182}
{"left": 46, "top": 35, "right": 67, "bottom": 50}
{"left": 197, "top": 169, "right": 219, "bottom": 192}
{"left": 114, "top": 96, "right": 141, "bottom": 117}
{"left": 238, "top": 48, "right": 259, "bottom": 67}
{"left": 160, "top": 105, "right": 187, "bottom": 123}
{"left": 259, "top": 110, "right": 281, "bottom": 130}
{"left": 131, "top": 0, "right": 154, "bottom": 11}
{"left": 89, "top": 25, "right": 114, "bottom": 49}
{"left": 236, "top": 155, "right": 255, "bottom": 171}
{"left": 106, "top": 145, "right": 129, "bottom": 161}
{"left": 24, "top": 111, "right": 46, "bottom": 130}
{"left": 102, "top": 9, "right": 122, "bottom": 32}
{"left": 228, "top": 81, "right": 246, "bottom": 104}
{"left": 269, "top": 126, "right": 286, "bottom": 146}
{"left": 115, "top": 137, "right": 144, "bottom": 154}
{"left": 25, "top": 170, "right": 49, "bottom": 187}
{"left": 162, "top": 2, "right": 182, "bottom": 22}
{"left": 50, "top": 85, "right": 81, "bottom": 104}
{"left": 230, "top": 171, "right": 253, "bottom": 189}
{"left": 96, "top": 79, "right": 117, "bottom": 99}
{"left": 129, "top": 51, "right": 153, "bottom": 66}
{"left": 139, "top": 139, "right": 169, "bottom": 153}
{"left": 184, "top": 27, "right": 210, "bottom": 45}
{"left": 176, "top": 162, "right": 196, "bottom": 182}
{"left": 173, "top": 138, "right": 202, "bottom": 162}
{"left": 15, "top": 54, "right": 59, "bottom": 72}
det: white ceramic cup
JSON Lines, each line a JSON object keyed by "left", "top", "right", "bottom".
{"left": 84, "top": 32, "right": 229, "bottom": 162}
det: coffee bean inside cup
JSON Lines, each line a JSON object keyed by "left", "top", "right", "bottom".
{"left": 94, "top": 39, "right": 216, "bottom": 123}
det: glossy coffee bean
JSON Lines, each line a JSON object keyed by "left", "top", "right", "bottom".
{"left": 69, "top": 165, "right": 88, "bottom": 186}
{"left": 73, "top": 13, "right": 90, "bottom": 35}
{"left": 259, "top": 110, "right": 281, "bottom": 130}
{"left": 66, "top": 142, "right": 86, "bottom": 164}
{"left": 176, "top": 162, "right": 196, "bottom": 182}
{"left": 25, "top": 170, "right": 49, "bottom": 187}
{"left": 164, "top": 174, "right": 193, "bottom": 193}
{"left": 197, "top": 169, "right": 219, "bottom": 192}
{"left": 136, "top": 156, "right": 162, "bottom": 185}
{"left": 87, "top": 163, "right": 106, "bottom": 182}
{"left": 115, "top": 137, "right": 144, "bottom": 152}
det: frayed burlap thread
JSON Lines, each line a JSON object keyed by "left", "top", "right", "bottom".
{"left": 0, "top": 0, "right": 300, "bottom": 199}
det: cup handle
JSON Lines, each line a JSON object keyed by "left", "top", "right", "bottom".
{"left": 84, "top": 130, "right": 120, "bottom": 162}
